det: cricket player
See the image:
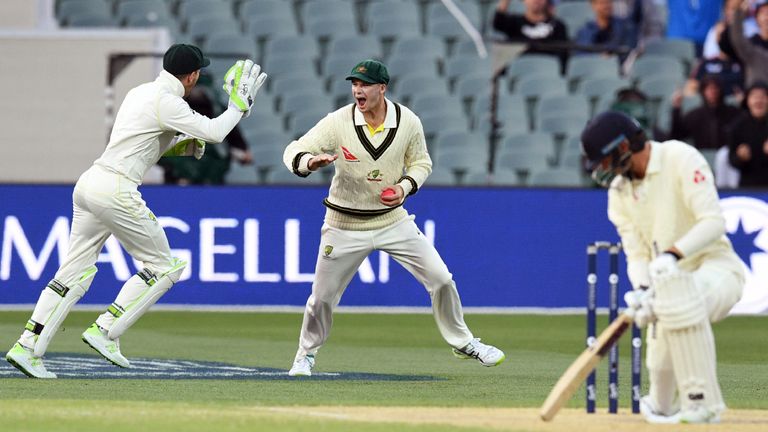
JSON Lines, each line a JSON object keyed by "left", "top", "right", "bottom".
{"left": 5, "top": 44, "right": 267, "bottom": 378}
{"left": 581, "top": 111, "right": 744, "bottom": 423}
{"left": 282, "top": 59, "right": 505, "bottom": 376}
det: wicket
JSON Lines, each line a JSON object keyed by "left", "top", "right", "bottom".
{"left": 586, "top": 241, "right": 641, "bottom": 414}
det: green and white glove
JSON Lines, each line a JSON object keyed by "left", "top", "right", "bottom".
{"left": 163, "top": 134, "right": 206, "bottom": 160}
{"left": 223, "top": 59, "right": 267, "bottom": 113}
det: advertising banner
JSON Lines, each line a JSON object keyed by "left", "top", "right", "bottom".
{"left": 1, "top": 185, "right": 766, "bottom": 313}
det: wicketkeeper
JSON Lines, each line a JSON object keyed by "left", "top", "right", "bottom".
{"left": 5, "top": 44, "right": 267, "bottom": 378}
{"left": 581, "top": 111, "right": 744, "bottom": 424}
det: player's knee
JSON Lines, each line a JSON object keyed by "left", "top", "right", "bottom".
{"left": 143, "top": 258, "right": 187, "bottom": 285}
{"left": 48, "top": 266, "right": 98, "bottom": 297}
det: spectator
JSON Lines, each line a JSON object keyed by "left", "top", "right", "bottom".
{"left": 575, "top": 0, "right": 638, "bottom": 62}
{"left": 727, "top": 81, "right": 768, "bottom": 187}
{"left": 492, "top": 0, "right": 569, "bottom": 72}
{"left": 608, "top": 87, "right": 665, "bottom": 139}
{"left": 748, "top": 0, "right": 768, "bottom": 48}
{"left": 159, "top": 72, "right": 254, "bottom": 185}
{"left": 667, "top": 0, "right": 723, "bottom": 56}
{"left": 729, "top": 0, "right": 768, "bottom": 86}
{"left": 705, "top": 0, "right": 757, "bottom": 59}
{"left": 669, "top": 76, "right": 744, "bottom": 150}
{"left": 613, "top": 0, "right": 665, "bottom": 47}
{"left": 687, "top": 53, "right": 745, "bottom": 99}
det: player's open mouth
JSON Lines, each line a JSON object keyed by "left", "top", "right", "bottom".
{"left": 356, "top": 97, "right": 366, "bottom": 108}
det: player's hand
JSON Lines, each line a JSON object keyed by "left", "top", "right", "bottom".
{"left": 308, "top": 153, "right": 338, "bottom": 171}
{"left": 380, "top": 185, "right": 404, "bottom": 206}
{"left": 624, "top": 287, "right": 655, "bottom": 328}
{"left": 736, "top": 143, "right": 752, "bottom": 161}
{"left": 223, "top": 60, "right": 268, "bottom": 112}
{"left": 649, "top": 253, "right": 678, "bottom": 282}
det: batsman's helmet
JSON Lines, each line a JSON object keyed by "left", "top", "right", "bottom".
{"left": 580, "top": 111, "right": 647, "bottom": 186}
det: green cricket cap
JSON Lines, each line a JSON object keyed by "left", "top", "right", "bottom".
{"left": 345, "top": 59, "right": 390, "bottom": 85}
{"left": 163, "top": 43, "right": 210, "bottom": 75}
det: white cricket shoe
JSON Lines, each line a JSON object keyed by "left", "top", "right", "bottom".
{"left": 679, "top": 405, "right": 721, "bottom": 424}
{"left": 81, "top": 323, "right": 131, "bottom": 368}
{"left": 640, "top": 396, "right": 681, "bottom": 424}
{"left": 5, "top": 342, "right": 57, "bottom": 379}
{"left": 452, "top": 338, "right": 505, "bottom": 366}
{"left": 288, "top": 354, "right": 315, "bottom": 377}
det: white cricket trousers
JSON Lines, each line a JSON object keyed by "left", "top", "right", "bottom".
{"left": 20, "top": 165, "right": 177, "bottom": 350}
{"left": 645, "top": 261, "right": 744, "bottom": 413}
{"left": 294, "top": 215, "right": 474, "bottom": 359}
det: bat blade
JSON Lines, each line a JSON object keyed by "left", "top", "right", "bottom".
{"left": 540, "top": 313, "right": 633, "bottom": 421}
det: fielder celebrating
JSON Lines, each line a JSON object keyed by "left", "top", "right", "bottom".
{"left": 581, "top": 111, "right": 744, "bottom": 423}
{"left": 5, "top": 44, "right": 267, "bottom": 378}
{"left": 282, "top": 59, "right": 505, "bottom": 376}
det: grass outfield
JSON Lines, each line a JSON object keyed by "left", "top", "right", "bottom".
{"left": 0, "top": 311, "right": 766, "bottom": 431}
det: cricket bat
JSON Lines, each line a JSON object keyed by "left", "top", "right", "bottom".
{"left": 540, "top": 312, "right": 634, "bottom": 421}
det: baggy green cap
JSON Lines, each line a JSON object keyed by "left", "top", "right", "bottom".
{"left": 345, "top": 59, "right": 390, "bottom": 85}
{"left": 163, "top": 43, "right": 210, "bottom": 75}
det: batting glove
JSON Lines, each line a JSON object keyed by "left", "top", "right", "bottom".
{"left": 164, "top": 134, "right": 206, "bottom": 160}
{"left": 223, "top": 59, "right": 268, "bottom": 114}
{"left": 648, "top": 253, "right": 679, "bottom": 283}
{"left": 624, "top": 287, "right": 655, "bottom": 328}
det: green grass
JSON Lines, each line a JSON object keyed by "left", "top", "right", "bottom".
{"left": 0, "top": 311, "right": 766, "bottom": 430}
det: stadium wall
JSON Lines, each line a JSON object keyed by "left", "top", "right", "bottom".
{"left": 0, "top": 27, "right": 168, "bottom": 183}
{"left": 1, "top": 185, "right": 767, "bottom": 314}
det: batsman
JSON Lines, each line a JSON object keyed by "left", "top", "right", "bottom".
{"left": 5, "top": 44, "right": 267, "bottom": 378}
{"left": 581, "top": 111, "right": 745, "bottom": 423}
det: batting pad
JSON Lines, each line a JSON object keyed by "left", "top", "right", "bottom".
{"left": 31, "top": 266, "right": 97, "bottom": 356}
{"left": 666, "top": 320, "right": 725, "bottom": 413}
{"left": 653, "top": 271, "right": 706, "bottom": 330}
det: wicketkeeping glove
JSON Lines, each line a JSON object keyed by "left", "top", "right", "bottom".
{"left": 163, "top": 134, "right": 206, "bottom": 160}
{"left": 223, "top": 59, "right": 267, "bottom": 113}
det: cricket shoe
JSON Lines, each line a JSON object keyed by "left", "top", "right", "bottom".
{"left": 452, "top": 338, "right": 505, "bottom": 366}
{"left": 640, "top": 396, "right": 681, "bottom": 424}
{"left": 679, "top": 405, "right": 721, "bottom": 424}
{"left": 288, "top": 354, "right": 315, "bottom": 377}
{"left": 5, "top": 342, "right": 57, "bottom": 379}
{"left": 81, "top": 323, "right": 131, "bottom": 368}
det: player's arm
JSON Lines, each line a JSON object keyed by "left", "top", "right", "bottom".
{"left": 156, "top": 95, "right": 242, "bottom": 144}
{"left": 672, "top": 150, "right": 726, "bottom": 258}
{"left": 729, "top": 4, "right": 756, "bottom": 65}
{"left": 608, "top": 187, "right": 651, "bottom": 289}
{"left": 283, "top": 114, "right": 338, "bottom": 177}
{"left": 398, "top": 118, "right": 432, "bottom": 198}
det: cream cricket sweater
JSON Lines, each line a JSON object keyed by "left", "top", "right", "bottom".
{"left": 283, "top": 98, "right": 432, "bottom": 230}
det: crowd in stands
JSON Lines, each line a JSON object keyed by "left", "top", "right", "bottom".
{"left": 55, "top": 0, "right": 768, "bottom": 189}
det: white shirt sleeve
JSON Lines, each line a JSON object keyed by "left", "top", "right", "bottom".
{"left": 156, "top": 94, "right": 243, "bottom": 143}
{"left": 673, "top": 150, "right": 726, "bottom": 257}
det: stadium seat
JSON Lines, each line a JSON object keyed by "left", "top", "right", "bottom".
{"left": 270, "top": 72, "right": 323, "bottom": 100}
{"left": 637, "top": 76, "right": 684, "bottom": 102}
{"left": 302, "top": 0, "right": 356, "bottom": 27}
{"left": 505, "top": 55, "right": 562, "bottom": 90}
{"left": 239, "top": 0, "right": 294, "bottom": 22}
{"left": 365, "top": 1, "right": 419, "bottom": 31}
{"left": 420, "top": 112, "right": 470, "bottom": 143}
{"left": 433, "top": 131, "right": 487, "bottom": 154}
{"left": 434, "top": 147, "right": 490, "bottom": 175}
{"left": 224, "top": 162, "right": 260, "bottom": 184}
{"left": 367, "top": 18, "right": 420, "bottom": 43}
{"left": 427, "top": 17, "right": 472, "bottom": 43}
{"left": 386, "top": 55, "right": 440, "bottom": 81}
{"left": 264, "top": 56, "right": 318, "bottom": 80}
{"left": 58, "top": 0, "right": 111, "bottom": 25}
{"left": 557, "top": 3, "right": 593, "bottom": 39}
{"left": 67, "top": 13, "right": 117, "bottom": 28}
{"left": 390, "top": 36, "right": 446, "bottom": 64}
{"left": 239, "top": 112, "right": 287, "bottom": 137}
{"left": 427, "top": 169, "right": 460, "bottom": 186}
{"left": 575, "top": 76, "right": 630, "bottom": 115}
{"left": 328, "top": 35, "right": 383, "bottom": 60}
{"left": 643, "top": 38, "right": 696, "bottom": 70}
{"left": 115, "top": 0, "right": 170, "bottom": 26}
{"left": 528, "top": 168, "right": 586, "bottom": 187}
{"left": 241, "top": 129, "right": 292, "bottom": 152}
{"left": 566, "top": 54, "right": 621, "bottom": 86}
{"left": 204, "top": 34, "right": 258, "bottom": 59}
{"left": 535, "top": 94, "right": 590, "bottom": 127}
{"left": 426, "top": 1, "right": 482, "bottom": 30}
{"left": 498, "top": 132, "right": 555, "bottom": 158}
{"left": 177, "top": 0, "right": 232, "bottom": 24}
{"left": 444, "top": 55, "right": 492, "bottom": 88}
{"left": 244, "top": 16, "right": 299, "bottom": 48}
{"left": 287, "top": 110, "right": 330, "bottom": 138}
{"left": 393, "top": 75, "right": 450, "bottom": 103}
{"left": 264, "top": 35, "right": 320, "bottom": 64}
{"left": 629, "top": 55, "right": 686, "bottom": 84}
{"left": 281, "top": 93, "right": 333, "bottom": 116}
{"left": 305, "top": 17, "right": 359, "bottom": 41}
{"left": 124, "top": 15, "right": 180, "bottom": 37}
{"left": 184, "top": 16, "right": 241, "bottom": 46}
{"left": 494, "top": 149, "right": 550, "bottom": 180}
{"left": 411, "top": 94, "right": 466, "bottom": 118}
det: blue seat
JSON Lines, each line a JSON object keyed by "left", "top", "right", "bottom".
{"left": 444, "top": 55, "right": 492, "bottom": 87}
{"left": 367, "top": 18, "right": 420, "bottom": 41}
{"left": 426, "top": 1, "right": 482, "bottom": 29}
{"left": 116, "top": 0, "right": 170, "bottom": 25}
{"left": 390, "top": 36, "right": 446, "bottom": 63}
{"left": 184, "top": 16, "right": 241, "bottom": 46}
{"left": 328, "top": 35, "right": 383, "bottom": 59}
{"left": 177, "top": 0, "right": 232, "bottom": 24}
{"left": 58, "top": 0, "right": 111, "bottom": 25}
{"left": 240, "top": 0, "right": 294, "bottom": 21}
{"left": 567, "top": 54, "right": 621, "bottom": 84}
{"left": 365, "top": 1, "right": 419, "bottom": 31}
{"left": 411, "top": 94, "right": 465, "bottom": 118}
{"left": 498, "top": 132, "right": 555, "bottom": 157}
{"left": 629, "top": 55, "right": 686, "bottom": 84}
{"left": 244, "top": 16, "right": 298, "bottom": 47}
{"left": 305, "top": 17, "right": 359, "bottom": 41}
{"left": 204, "top": 34, "right": 258, "bottom": 59}
{"left": 264, "top": 35, "right": 320, "bottom": 64}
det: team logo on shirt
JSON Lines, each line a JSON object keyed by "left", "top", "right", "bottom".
{"left": 721, "top": 196, "right": 768, "bottom": 314}
{"left": 323, "top": 245, "right": 334, "bottom": 257}
{"left": 341, "top": 146, "right": 359, "bottom": 162}
{"left": 693, "top": 169, "right": 706, "bottom": 184}
{"left": 367, "top": 169, "right": 383, "bottom": 182}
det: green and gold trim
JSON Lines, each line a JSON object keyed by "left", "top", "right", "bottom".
{"left": 397, "top": 175, "right": 418, "bottom": 196}
{"left": 351, "top": 103, "right": 401, "bottom": 161}
{"left": 292, "top": 151, "right": 312, "bottom": 177}
{"left": 323, "top": 199, "right": 402, "bottom": 217}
